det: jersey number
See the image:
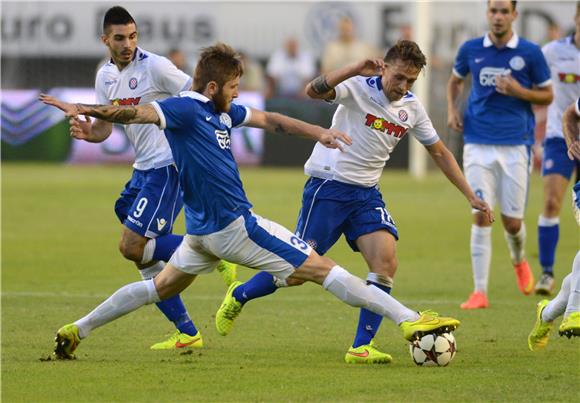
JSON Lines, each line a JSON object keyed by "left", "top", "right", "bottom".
{"left": 134, "top": 197, "right": 148, "bottom": 218}
{"left": 375, "top": 207, "right": 394, "bottom": 226}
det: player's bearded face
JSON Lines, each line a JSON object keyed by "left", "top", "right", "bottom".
{"left": 103, "top": 23, "right": 138, "bottom": 67}
{"left": 214, "top": 77, "right": 240, "bottom": 113}
{"left": 381, "top": 60, "right": 419, "bottom": 102}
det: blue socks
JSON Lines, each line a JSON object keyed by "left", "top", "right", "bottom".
{"left": 233, "top": 271, "right": 279, "bottom": 305}
{"left": 156, "top": 295, "right": 198, "bottom": 336}
{"left": 352, "top": 282, "right": 392, "bottom": 348}
{"left": 153, "top": 234, "right": 184, "bottom": 262}
{"left": 538, "top": 216, "right": 559, "bottom": 276}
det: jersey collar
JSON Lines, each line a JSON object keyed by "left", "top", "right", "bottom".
{"left": 483, "top": 32, "right": 519, "bottom": 48}
{"left": 180, "top": 90, "right": 210, "bottom": 103}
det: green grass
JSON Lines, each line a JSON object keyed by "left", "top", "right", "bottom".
{"left": 2, "top": 163, "right": 579, "bottom": 403}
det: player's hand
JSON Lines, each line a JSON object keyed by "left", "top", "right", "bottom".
{"left": 69, "top": 116, "right": 93, "bottom": 140}
{"left": 447, "top": 109, "right": 463, "bottom": 133}
{"left": 495, "top": 73, "right": 522, "bottom": 98}
{"left": 470, "top": 197, "right": 495, "bottom": 223}
{"left": 355, "top": 58, "right": 385, "bottom": 77}
{"left": 39, "top": 94, "right": 79, "bottom": 118}
{"left": 318, "top": 129, "right": 352, "bottom": 152}
{"left": 567, "top": 140, "right": 580, "bottom": 160}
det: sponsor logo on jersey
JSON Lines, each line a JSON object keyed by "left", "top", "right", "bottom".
{"left": 215, "top": 129, "right": 231, "bottom": 149}
{"left": 558, "top": 72, "right": 580, "bottom": 84}
{"left": 364, "top": 113, "right": 408, "bottom": 138}
{"left": 126, "top": 215, "right": 143, "bottom": 227}
{"left": 509, "top": 56, "right": 525, "bottom": 71}
{"left": 112, "top": 97, "right": 142, "bottom": 106}
{"left": 129, "top": 77, "right": 138, "bottom": 89}
{"left": 219, "top": 113, "right": 232, "bottom": 128}
{"left": 479, "top": 67, "right": 510, "bottom": 86}
{"left": 156, "top": 218, "right": 167, "bottom": 231}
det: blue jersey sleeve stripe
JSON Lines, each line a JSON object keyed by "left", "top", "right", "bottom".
{"left": 452, "top": 68, "right": 465, "bottom": 79}
{"left": 150, "top": 101, "right": 167, "bottom": 130}
{"left": 536, "top": 79, "right": 552, "bottom": 88}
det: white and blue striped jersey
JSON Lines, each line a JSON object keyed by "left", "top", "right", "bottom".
{"left": 453, "top": 33, "right": 551, "bottom": 146}
{"left": 96, "top": 48, "right": 192, "bottom": 170}
{"left": 542, "top": 35, "right": 580, "bottom": 140}
{"left": 304, "top": 76, "right": 439, "bottom": 188}
{"left": 152, "top": 91, "right": 252, "bottom": 235}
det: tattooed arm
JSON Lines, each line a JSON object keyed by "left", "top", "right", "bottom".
{"left": 39, "top": 94, "right": 160, "bottom": 126}
{"left": 246, "top": 108, "right": 352, "bottom": 151}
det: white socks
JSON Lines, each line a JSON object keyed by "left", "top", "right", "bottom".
{"left": 542, "top": 251, "right": 580, "bottom": 321}
{"left": 471, "top": 225, "right": 492, "bottom": 293}
{"left": 322, "top": 266, "right": 418, "bottom": 324}
{"left": 141, "top": 239, "right": 156, "bottom": 264}
{"left": 504, "top": 223, "right": 526, "bottom": 264}
{"left": 139, "top": 261, "right": 165, "bottom": 280}
{"left": 75, "top": 279, "right": 160, "bottom": 338}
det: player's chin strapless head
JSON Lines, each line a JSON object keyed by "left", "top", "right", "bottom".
{"left": 192, "top": 43, "right": 244, "bottom": 113}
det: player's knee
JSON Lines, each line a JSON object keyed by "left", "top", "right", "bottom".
{"left": 544, "top": 196, "right": 562, "bottom": 216}
{"left": 285, "top": 277, "right": 306, "bottom": 286}
{"left": 118, "top": 238, "right": 145, "bottom": 263}
{"left": 370, "top": 256, "right": 398, "bottom": 277}
{"left": 503, "top": 220, "right": 522, "bottom": 234}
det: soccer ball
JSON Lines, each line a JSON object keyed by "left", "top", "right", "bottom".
{"left": 409, "top": 332, "right": 457, "bottom": 367}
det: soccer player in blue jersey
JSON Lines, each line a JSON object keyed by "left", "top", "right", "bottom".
{"left": 41, "top": 43, "right": 461, "bottom": 360}
{"left": 535, "top": 4, "right": 580, "bottom": 295}
{"left": 447, "top": 0, "right": 554, "bottom": 309}
{"left": 528, "top": 97, "right": 580, "bottom": 349}
{"left": 212, "top": 40, "right": 493, "bottom": 365}
{"left": 67, "top": 6, "right": 236, "bottom": 350}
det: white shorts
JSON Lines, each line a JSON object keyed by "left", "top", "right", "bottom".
{"left": 463, "top": 144, "right": 531, "bottom": 219}
{"left": 169, "top": 211, "right": 313, "bottom": 280}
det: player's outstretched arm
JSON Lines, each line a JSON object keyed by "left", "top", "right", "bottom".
{"left": 425, "top": 140, "right": 494, "bottom": 222}
{"left": 246, "top": 108, "right": 352, "bottom": 151}
{"left": 39, "top": 94, "right": 160, "bottom": 126}
{"left": 306, "top": 58, "right": 385, "bottom": 100}
{"left": 563, "top": 101, "right": 580, "bottom": 160}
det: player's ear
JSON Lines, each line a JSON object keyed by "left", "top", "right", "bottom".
{"left": 101, "top": 34, "right": 108, "bottom": 46}
{"left": 206, "top": 81, "right": 218, "bottom": 96}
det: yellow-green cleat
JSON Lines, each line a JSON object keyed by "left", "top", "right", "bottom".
{"left": 399, "top": 310, "right": 460, "bottom": 341}
{"left": 344, "top": 340, "right": 393, "bottom": 364}
{"left": 528, "top": 299, "right": 553, "bottom": 351}
{"left": 53, "top": 323, "right": 81, "bottom": 360}
{"left": 216, "top": 281, "right": 243, "bottom": 336}
{"left": 559, "top": 312, "right": 580, "bottom": 338}
{"left": 216, "top": 260, "right": 238, "bottom": 287}
{"left": 150, "top": 330, "right": 203, "bottom": 350}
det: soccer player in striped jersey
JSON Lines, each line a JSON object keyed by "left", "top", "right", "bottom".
{"left": 535, "top": 3, "right": 580, "bottom": 295}
{"left": 68, "top": 6, "right": 236, "bottom": 351}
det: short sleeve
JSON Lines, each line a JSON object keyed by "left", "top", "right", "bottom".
{"left": 411, "top": 101, "right": 440, "bottom": 145}
{"left": 95, "top": 69, "right": 110, "bottom": 105}
{"left": 331, "top": 77, "right": 357, "bottom": 106}
{"left": 530, "top": 45, "right": 552, "bottom": 87}
{"left": 228, "top": 103, "right": 251, "bottom": 128}
{"left": 452, "top": 42, "right": 470, "bottom": 79}
{"left": 151, "top": 97, "right": 193, "bottom": 130}
{"left": 150, "top": 56, "right": 192, "bottom": 95}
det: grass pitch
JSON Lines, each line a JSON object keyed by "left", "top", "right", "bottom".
{"left": 2, "top": 164, "right": 579, "bottom": 402}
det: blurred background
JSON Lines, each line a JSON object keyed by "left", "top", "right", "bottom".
{"left": 2, "top": 1, "right": 576, "bottom": 169}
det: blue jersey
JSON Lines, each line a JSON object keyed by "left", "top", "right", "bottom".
{"left": 152, "top": 91, "right": 252, "bottom": 235}
{"left": 453, "top": 33, "right": 551, "bottom": 145}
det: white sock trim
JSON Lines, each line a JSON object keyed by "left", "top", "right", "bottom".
{"left": 141, "top": 239, "right": 156, "bottom": 264}
{"left": 139, "top": 261, "right": 165, "bottom": 280}
{"left": 367, "top": 272, "right": 394, "bottom": 288}
{"left": 538, "top": 215, "right": 559, "bottom": 226}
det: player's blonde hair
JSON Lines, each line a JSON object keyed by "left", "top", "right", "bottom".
{"left": 193, "top": 43, "right": 244, "bottom": 92}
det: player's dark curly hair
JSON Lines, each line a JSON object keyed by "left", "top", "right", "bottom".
{"left": 384, "top": 40, "right": 427, "bottom": 71}
{"left": 103, "top": 6, "right": 136, "bottom": 33}
{"left": 193, "top": 43, "right": 244, "bottom": 92}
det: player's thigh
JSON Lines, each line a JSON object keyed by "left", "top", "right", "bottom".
{"left": 169, "top": 234, "right": 221, "bottom": 276}
{"left": 463, "top": 144, "right": 498, "bottom": 212}
{"left": 498, "top": 145, "right": 531, "bottom": 219}
{"left": 542, "top": 174, "right": 571, "bottom": 210}
{"left": 207, "top": 213, "right": 313, "bottom": 281}
{"left": 154, "top": 262, "right": 197, "bottom": 299}
{"left": 125, "top": 165, "right": 183, "bottom": 239}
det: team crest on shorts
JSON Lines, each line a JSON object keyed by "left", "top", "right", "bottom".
{"left": 129, "top": 77, "right": 138, "bottom": 89}
{"left": 544, "top": 158, "right": 554, "bottom": 170}
{"left": 509, "top": 56, "right": 525, "bottom": 71}
{"left": 398, "top": 109, "right": 408, "bottom": 122}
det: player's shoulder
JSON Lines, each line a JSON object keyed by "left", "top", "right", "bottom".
{"left": 516, "top": 36, "right": 543, "bottom": 53}
{"left": 398, "top": 91, "right": 425, "bottom": 110}
{"left": 461, "top": 36, "right": 486, "bottom": 50}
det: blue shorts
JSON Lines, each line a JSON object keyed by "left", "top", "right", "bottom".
{"left": 295, "top": 177, "right": 398, "bottom": 255}
{"left": 542, "top": 138, "right": 579, "bottom": 180}
{"left": 114, "top": 164, "right": 183, "bottom": 238}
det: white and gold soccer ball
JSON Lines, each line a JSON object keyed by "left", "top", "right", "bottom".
{"left": 409, "top": 332, "right": 457, "bottom": 367}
